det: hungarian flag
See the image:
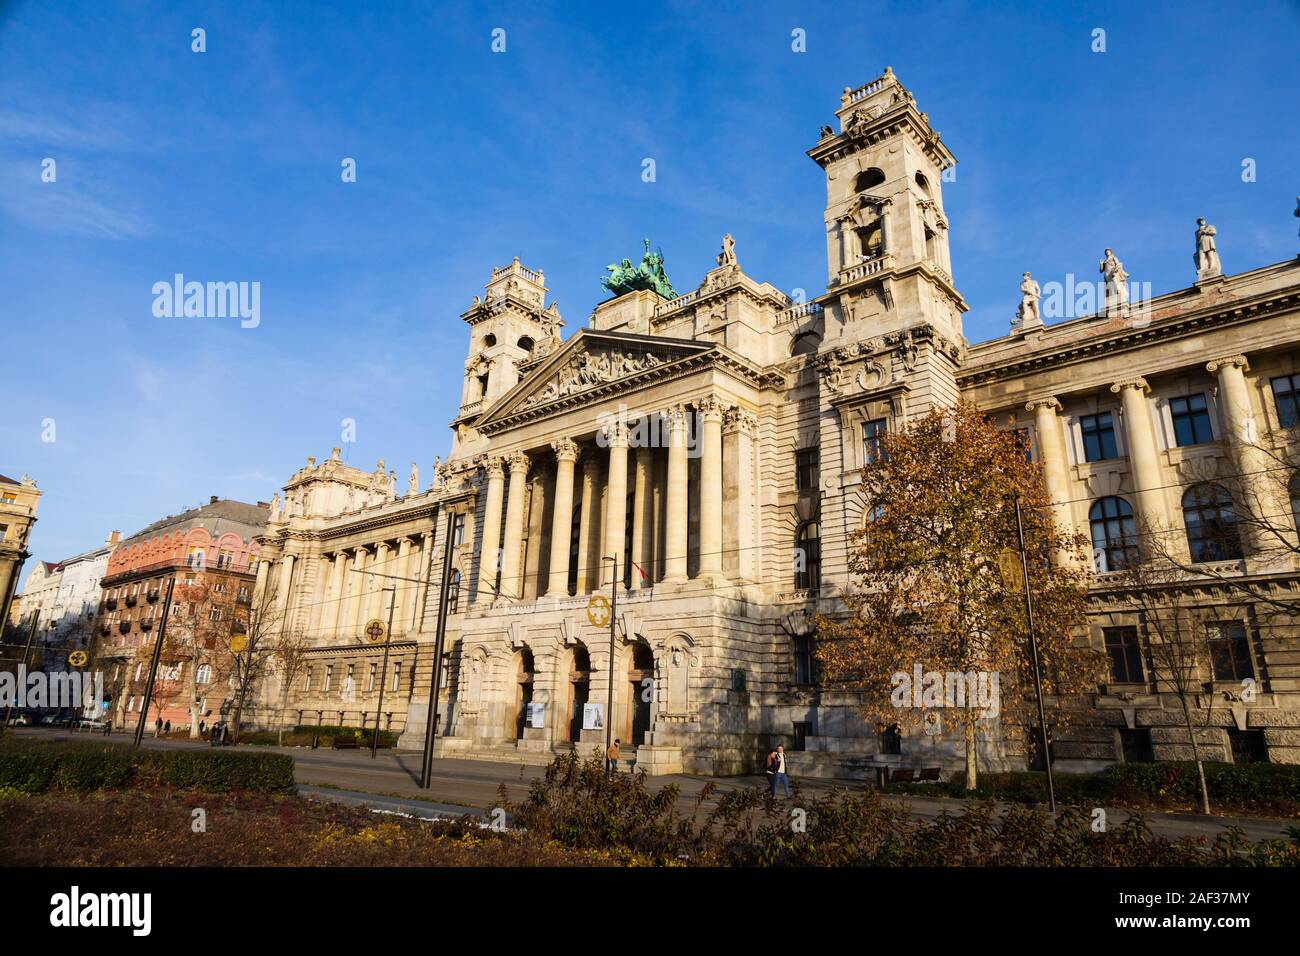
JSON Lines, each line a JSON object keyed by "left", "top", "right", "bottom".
{"left": 633, "top": 561, "right": 652, "bottom": 586}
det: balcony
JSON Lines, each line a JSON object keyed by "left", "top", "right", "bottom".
{"left": 118, "top": 621, "right": 131, "bottom": 634}
{"left": 139, "top": 620, "right": 153, "bottom": 632}
{"left": 104, "top": 599, "right": 117, "bottom": 611}
{"left": 146, "top": 590, "right": 159, "bottom": 604}
{"left": 124, "top": 595, "right": 138, "bottom": 608}
{"left": 99, "top": 624, "right": 110, "bottom": 636}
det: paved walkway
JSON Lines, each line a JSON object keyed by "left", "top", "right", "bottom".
{"left": 14, "top": 728, "right": 1295, "bottom": 843}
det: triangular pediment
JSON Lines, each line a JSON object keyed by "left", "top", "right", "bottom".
{"left": 474, "top": 329, "right": 715, "bottom": 428}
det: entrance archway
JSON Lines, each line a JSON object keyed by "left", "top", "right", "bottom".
{"left": 514, "top": 648, "right": 534, "bottom": 740}
{"left": 626, "top": 643, "right": 653, "bottom": 747}
{"left": 567, "top": 646, "right": 590, "bottom": 743}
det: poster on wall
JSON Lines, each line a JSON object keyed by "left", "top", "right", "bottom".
{"left": 527, "top": 703, "right": 545, "bottom": 728}
{"left": 582, "top": 703, "right": 605, "bottom": 731}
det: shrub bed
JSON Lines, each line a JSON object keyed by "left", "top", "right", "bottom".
{"left": 0, "top": 739, "right": 293, "bottom": 795}
{"left": 291, "top": 725, "right": 397, "bottom": 748}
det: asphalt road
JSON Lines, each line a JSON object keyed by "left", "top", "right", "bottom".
{"left": 12, "top": 727, "right": 1295, "bottom": 843}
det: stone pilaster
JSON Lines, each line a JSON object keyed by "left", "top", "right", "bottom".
{"left": 723, "top": 406, "right": 758, "bottom": 581}
{"left": 474, "top": 456, "right": 505, "bottom": 603}
{"left": 662, "top": 404, "right": 690, "bottom": 583}
{"left": 547, "top": 439, "right": 579, "bottom": 596}
{"left": 602, "top": 421, "right": 629, "bottom": 587}
{"left": 499, "top": 452, "right": 530, "bottom": 601}
{"left": 697, "top": 397, "right": 725, "bottom": 578}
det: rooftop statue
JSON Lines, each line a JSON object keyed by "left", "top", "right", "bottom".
{"left": 601, "top": 237, "right": 676, "bottom": 299}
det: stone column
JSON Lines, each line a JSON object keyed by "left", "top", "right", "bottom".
{"left": 275, "top": 552, "right": 296, "bottom": 618}
{"left": 697, "top": 397, "right": 724, "bottom": 578}
{"left": 547, "top": 439, "right": 579, "bottom": 597}
{"left": 650, "top": 447, "right": 665, "bottom": 583}
{"left": 602, "top": 421, "right": 629, "bottom": 587}
{"left": 253, "top": 556, "right": 272, "bottom": 608}
{"left": 306, "top": 555, "right": 332, "bottom": 636}
{"left": 630, "top": 444, "right": 652, "bottom": 589}
{"left": 411, "top": 531, "right": 432, "bottom": 631}
{"left": 327, "top": 551, "right": 348, "bottom": 635}
{"left": 723, "top": 407, "right": 757, "bottom": 580}
{"left": 1111, "top": 378, "right": 1165, "bottom": 535}
{"left": 1207, "top": 355, "right": 1276, "bottom": 552}
{"left": 576, "top": 451, "right": 601, "bottom": 594}
{"left": 367, "top": 541, "right": 390, "bottom": 625}
{"left": 392, "top": 537, "right": 413, "bottom": 634}
{"left": 474, "top": 457, "right": 505, "bottom": 603}
{"left": 344, "top": 547, "right": 368, "bottom": 637}
{"left": 1027, "top": 398, "right": 1076, "bottom": 544}
{"left": 662, "top": 405, "right": 689, "bottom": 583}
{"left": 499, "top": 452, "right": 530, "bottom": 601}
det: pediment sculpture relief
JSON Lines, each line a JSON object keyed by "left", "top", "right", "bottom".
{"left": 522, "top": 348, "right": 666, "bottom": 409}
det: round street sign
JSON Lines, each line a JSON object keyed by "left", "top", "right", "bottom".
{"left": 365, "top": 619, "right": 387, "bottom": 644}
{"left": 68, "top": 650, "right": 89, "bottom": 668}
{"left": 229, "top": 634, "right": 249, "bottom": 654}
{"left": 586, "top": 594, "right": 611, "bottom": 628}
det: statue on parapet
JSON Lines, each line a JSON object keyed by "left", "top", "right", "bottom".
{"left": 1195, "top": 218, "right": 1221, "bottom": 279}
{"left": 1015, "top": 272, "right": 1042, "bottom": 330}
{"left": 716, "top": 233, "right": 737, "bottom": 268}
{"left": 601, "top": 238, "right": 677, "bottom": 299}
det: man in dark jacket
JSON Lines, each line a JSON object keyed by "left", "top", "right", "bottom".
{"left": 766, "top": 745, "right": 791, "bottom": 797}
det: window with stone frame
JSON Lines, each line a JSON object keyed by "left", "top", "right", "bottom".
{"left": 1168, "top": 393, "right": 1215, "bottom": 447}
{"left": 794, "top": 521, "right": 821, "bottom": 590}
{"left": 1079, "top": 411, "right": 1119, "bottom": 462}
{"left": 1102, "top": 625, "right": 1144, "bottom": 684}
{"left": 792, "top": 632, "right": 815, "bottom": 685}
{"left": 447, "top": 570, "right": 462, "bottom": 614}
{"left": 1089, "top": 496, "right": 1139, "bottom": 572}
{"left": 1271, "top": 373, "right": 1300, "bottom": 428}
{"left": 862, "top": 418, "right": 887, "bottom": 465}
{"left": 1207, "top": 620, "right": 1255, "bottom": 682}
{"left": 452, "top": 513, "right": 466, "bottom": 547}
{"left": 795, "top": 447, "right": 820, "bottom": 492}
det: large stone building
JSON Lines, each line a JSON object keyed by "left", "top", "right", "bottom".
{"left": 0, "top": 473, "right": 41, "bottom": 632}
{"left": 252, "top": 69, "right": 1300, "bottom": 775}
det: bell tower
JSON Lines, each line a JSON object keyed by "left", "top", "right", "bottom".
{"left": 808, "top": 67, "right": 966, "bottom": 351}
{"left": 456, "top": 257, "right": 563, "bottom": 415}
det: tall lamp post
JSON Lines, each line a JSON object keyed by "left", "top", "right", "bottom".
{"left": 1012, "top": 495, "right": 1057, "bottom": 813}
{"left": 601, "top": 555, "right": 619, "bottom": 762}
{"left": 370, "top": 586, "right": 397, "bottom": 759}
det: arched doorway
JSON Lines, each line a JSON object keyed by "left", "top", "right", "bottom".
{"left": 626, "top": 643, "right": 653, "bottom": 747}
{"left": 514, "top": 648, "right": 534, "bottom": 740}
{"left": 567, "top": 646, "right": 590, "bottom": 743}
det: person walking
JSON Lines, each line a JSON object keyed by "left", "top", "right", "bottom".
{"left": 103, "top": 719, "right": 112, "bottom": 737}
{"left": 605, "top": 738, "right": 621, "bottom": 775}
{"left": 163, "top": 720, "right": 171, "bottom": 735}
{"left": 154, "top": 716, "right": 162, "bottom": 738}
{"left": 766, "top": 744, "right": 791, "bottom": 798}
{"left": 199, "top": 719, "right": 206, "bottom": 736}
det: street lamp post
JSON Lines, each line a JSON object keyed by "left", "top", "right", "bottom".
{"left": 1012, "top": 495, "right": 1057, "bottom": 813}
{"left": 371, "top": 586, "right": 397, "bottom": 759}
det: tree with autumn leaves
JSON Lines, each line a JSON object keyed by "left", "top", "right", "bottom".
{"left": 817, "top": 402, "right": 1104, "bottom": 789}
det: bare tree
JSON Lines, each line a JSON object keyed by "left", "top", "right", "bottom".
{"left": 268, "top": 627, "right": 312, "bottom": 745}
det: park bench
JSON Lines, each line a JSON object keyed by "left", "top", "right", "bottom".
{"left": 888, "top": 768, "right": 915, "bottom": 784}
{"left": 331, "top": 736, "right": 360, "bottom": 750}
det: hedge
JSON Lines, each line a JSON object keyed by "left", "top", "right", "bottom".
{"left": 0, "top": 740, "right": 294, "bottom": 795}
{"left": 915, "top": 761, "right": 1300, "bottom": 810}
{"left": 292, "top": 725, "right": 397, "bottom": 748}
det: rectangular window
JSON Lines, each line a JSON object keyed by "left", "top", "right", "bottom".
{"left": 391, "top": 662, "right": 402, "bottom": 693}
{"left": 1169, "top": 393, "right": 1214, "bottom": 446}
{"left": 879, "top": 723, "right": 902, "bottom": 756}
{"left": 1011, "top": 427, "right": 1033, "bottom": 463}
{"left": 1079, "top": 412, "right": 1118, "bottom": 462}
{"left": 1118, "top": 728, "right": 1154, "bottom": 763}
{"left": 793, "top": 634, "right": 814, "bottom": 685}
{"left": 324, "top": 665, "right": 333, "bottom": 692}
{"left": 1103, "top": 626, "right": 1144, "bottom": 684}
{"left": 304, "top": 668, "right": 312, "bottom": 692}
{"left": 1272, "top": 373, "right": 1300, "bottom": 428}
{"left": 452, "top": 513, "right": 466, "bottom": 547}
{"left": 795, "top": 448, "right": 819, "bottom": 492}
{"left": 792, "top": 722, "right": 811, "bottom": 752}
{"left": 862, "top": 418, "right": 887, "bottom": 465}
{"left": 1227, "top": 729, "right": 1268, "bottom": 764}
{"left": 367, "top": 663, "right": 377, "bottom": 692}
{"left": 1207, "top": 621, "right": 1254, "bottom": 682}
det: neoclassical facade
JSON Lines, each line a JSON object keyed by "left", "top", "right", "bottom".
{"left": 253, "top": 69, "right": 1300, "bottom": 775}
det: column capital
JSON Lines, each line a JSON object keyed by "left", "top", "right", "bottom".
{"left": 1109, "top": 377, "right": 1150, "bottom": 395}
{"left": 551, "top": 437, "right": 580, "bottom": 462}
{"left": 600, "top": 420, "right": 629, "bottom": 448}
{"left": 478, "top": 455, "right": 505, "bottom": 480}
{"left": 696, "top": 395, "right": 725, "bottom": 423}
{"left": 1024, "top": 396, "right": 1062, "bottom": 413}
{"left": 722, "top": 406, "right": 758, "bottom": 436}
{"left": 395, "top": 536, "right": 415, "bottom": 548}
{"left": 661, "top": 403, "right": 689, "bottom": 430}
{"left": 505, "top": 450, "right": 531, "bottom": 474}
{"left": 1206, "top": 354, "right": 1249, "bottom": 375}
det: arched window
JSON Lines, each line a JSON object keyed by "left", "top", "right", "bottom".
{"left": 517, "top": 335, "right": 535, "bottom": 352}
{"left": 791, "top": 330, "right": 820, "bottom": 356}
{"left": 1089, "top": 497, "right": 1138, "bottom": 571}
{"left": 795, "top": 521, "right": 821, "bottom": 590}
{"left": 196, "top": 664, "right": 212, "bottom": 685}
{"left": 854, "top": 167, "right": 886, "bottom": 192}
{"left": 1182, "top": 483, "right": 1242, "bottom": 563}
{"left": 481, "top": 333, "right": 496, "bottom": 348}
{"left": 856, "top": 221, "right": 883, "bottom": 260}
{"left": 914, "top": 171, "right": 932, "bottom": 197}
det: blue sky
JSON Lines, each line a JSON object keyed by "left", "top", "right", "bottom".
{"left": 2, "top": 0, "right": 1298, "bottom": 582}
